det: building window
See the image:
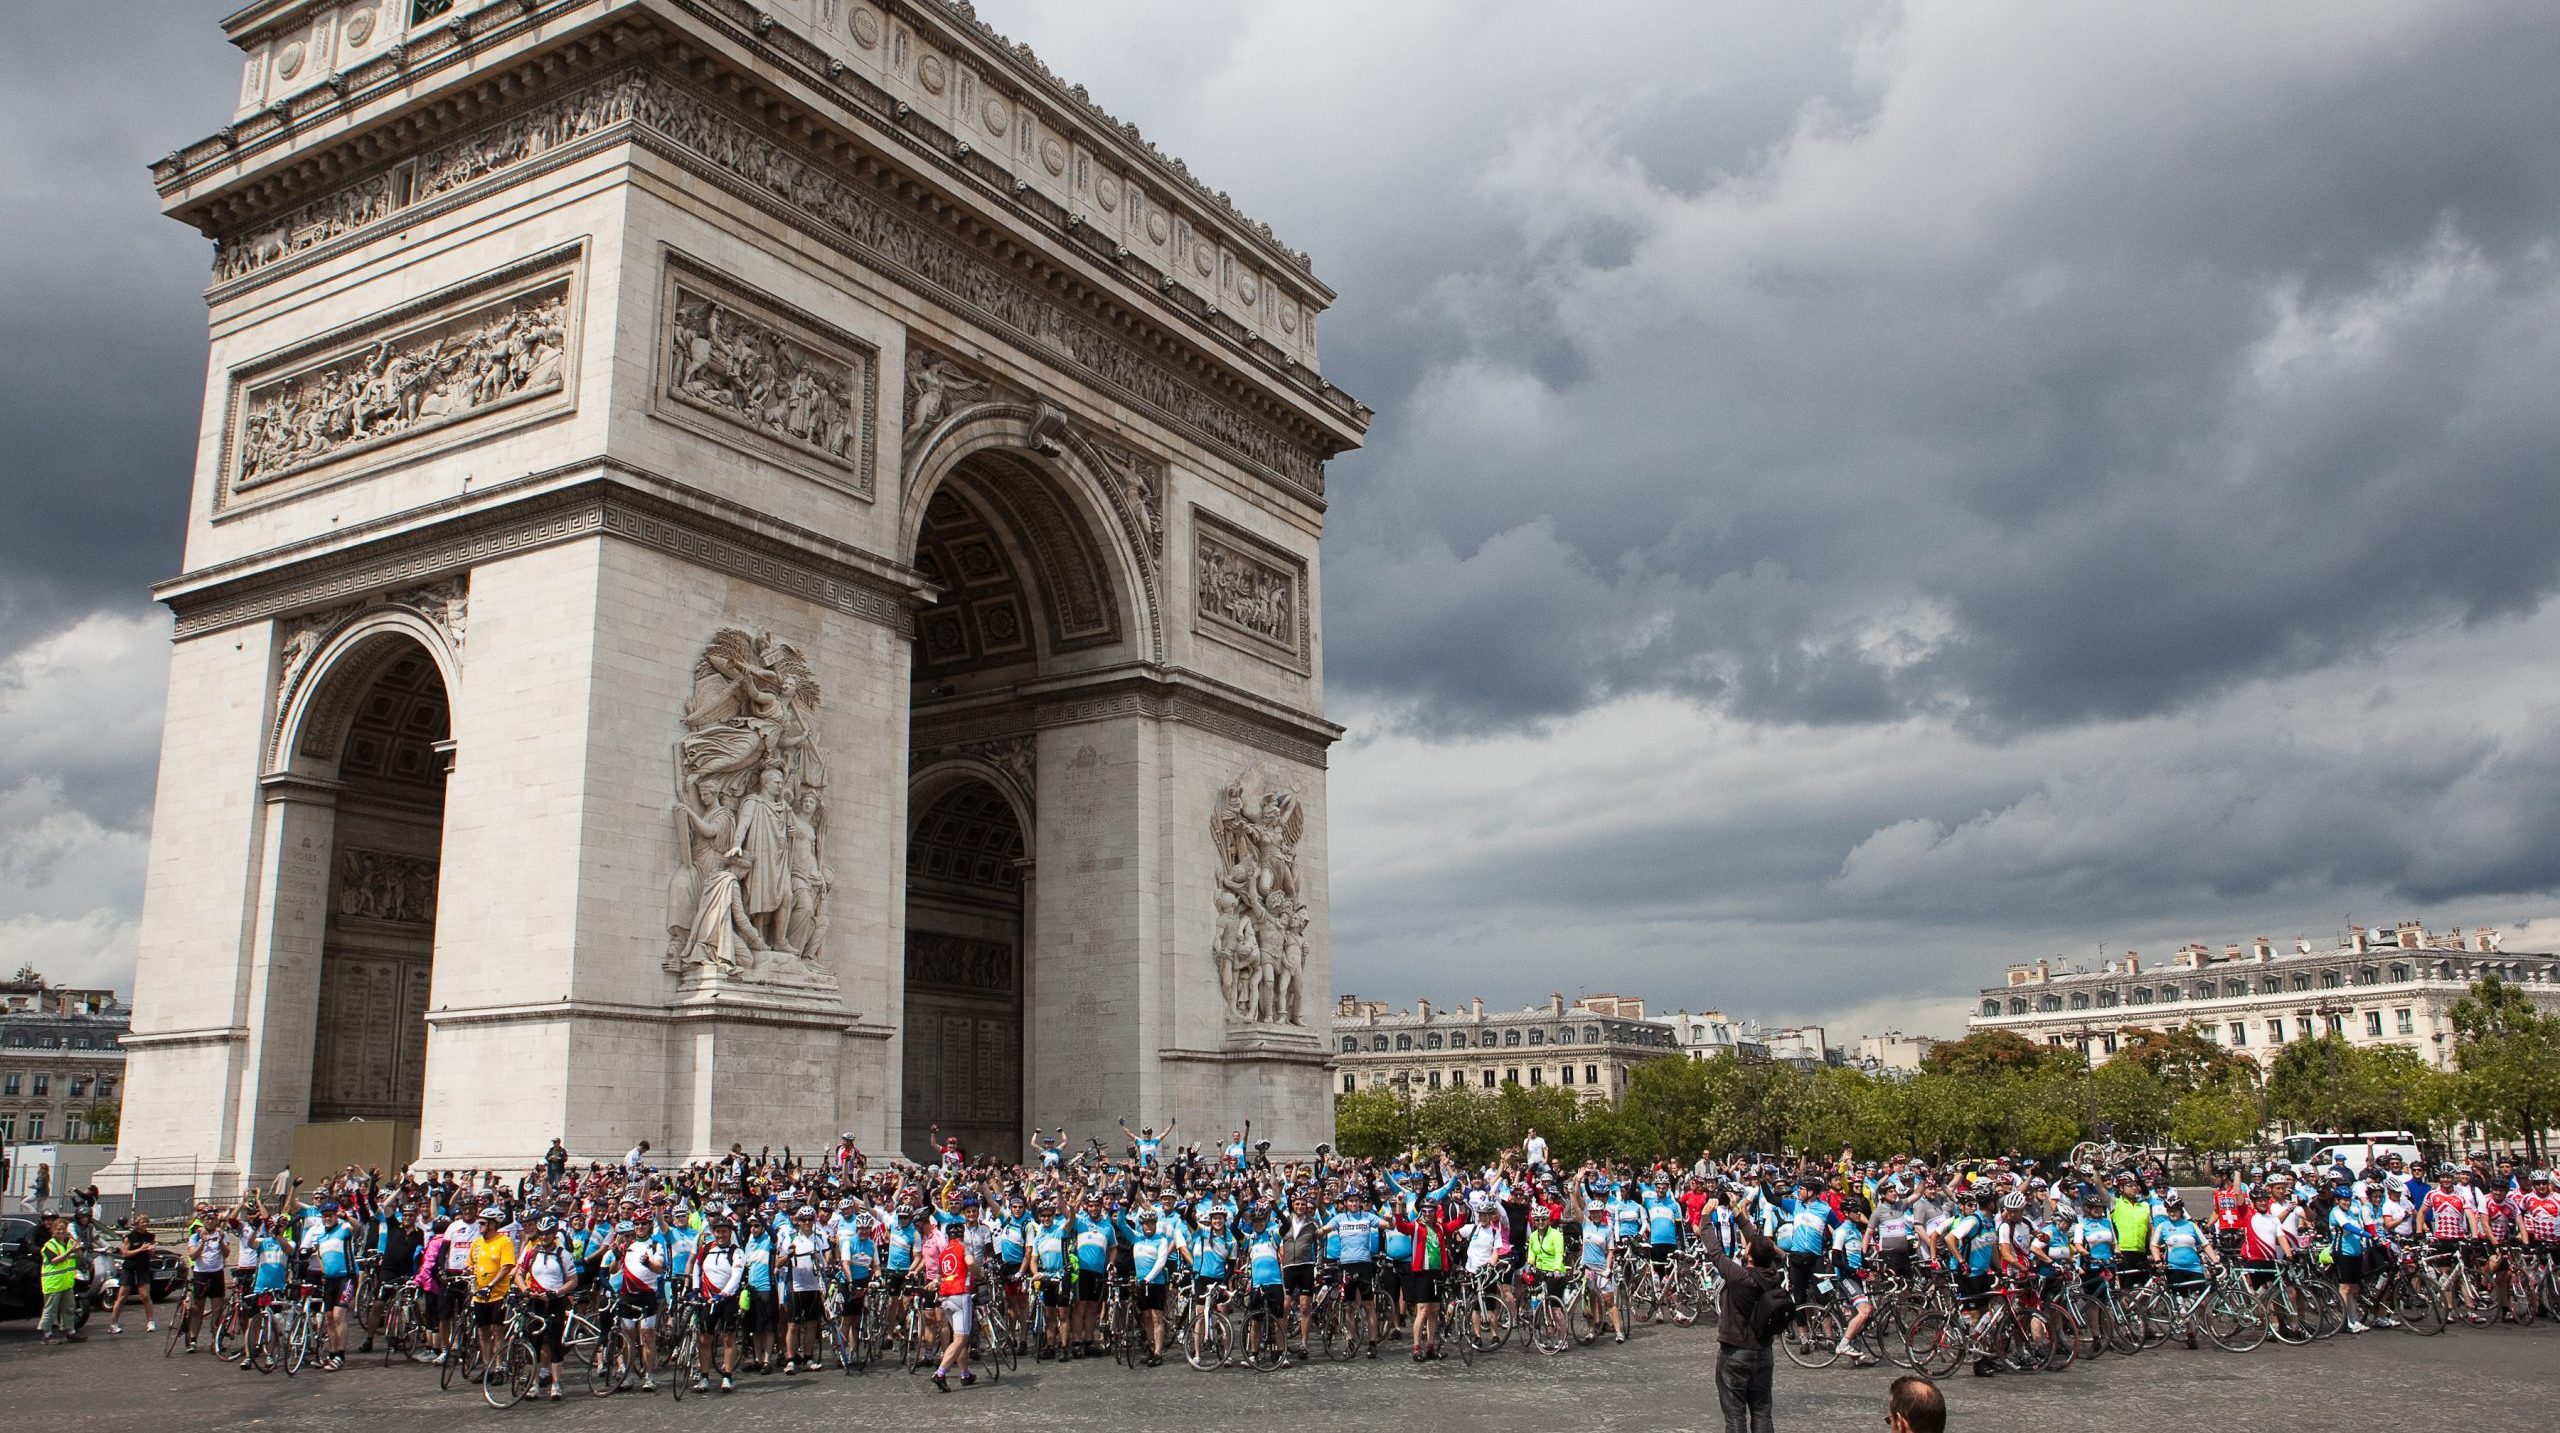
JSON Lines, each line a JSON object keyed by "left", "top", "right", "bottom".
{"left": 2389, "top": 963, "right": 2411, "bottom": 983}
{"left": 1342, "top": 1074, "right": 1356, "bottom": 1093}
{"left": 2130, "top": 987, "right": 2151, "bottom": 1005}
{"left": 2320, "top": 970, "right": 2342, "bottom": 989}
{"left": 1557, "top": 1028, "right": 1575, "bottom": 1044}
{"left": 1426, "top": 1033, "right": 1443, "bottom": 1050}
{"left": 2100, "top": 1033, "right": 2118, "bottom": 1054}
{"left": 1504, "top": 1067, "right": 1520, "bottom": 1085}
{"left": 2267, "top": 1019, "right": 2286, "bottom": 1043}
{"left": 0, "top": 1115, "right": 12, "bottom": 1141}
{"left": 1341, "top": 1037, "right": 1357, "bottom": 1053}
{"left": 2365, "top": 1011, "right": 2384, "bottom": 1037}
{"left": 1396, "top": 1034, "right": 1412, "bottom": 1051}
{"left": 2395, "top": 1009, "right": 2413, "bottom": 1035}
{"left": 2009, "top": 998, "right": 2028, "bottom": 1016}
{"left": 2356, "top": 966, "right": 2379, "bottom": 986}
{"left": 2159, "top": 984, "right": 2179, "bottom": 1002}
{"left": 2069, "top": 993, "right": 2089, "bottom": 1010}
{"left": 1481, "top": 1032, "right": 1499, "bottom": 1048}
{"left": 1585, "top": 1064, "right": 1599, "bottom": 1085}
{"left": 2323, "top": 1014, "right": 2344, "bottom": 1036}
{"left": 1, "top": 1074, "right": 17, "bottom": 1097}
{"left": 2038, "top": 995, "right": 2062, "bottom": 1012}
{"left": 26, "top": 1114, "right": 42, "bottom": 1141}
{"left": 1982, "top": 1001, "right": 2001, "bottom": 1017}
{"left": 1504, "top": 1030, "right": 1522, "bottom": 1047}
{"left": 31, "top": 1074, "right": 48, "bottom": 1097}
{"left": 2095, "top": 990, "right": 2118, "bottom": 1008}
{"left": 2290, "top": 973, "right": 2311, "bottom": 992}
{"left": 68, "top": 1077, "right": 88, "bottom": 1099}
{"left": 1371, "top": 1036, "right": 1388, "bottom": 1052}
{"left": 1528, "top": 1029, "right": 1544, "bottom": 1045}
{"left": 1452, "top": 1069, "right": 1465, "bottom": 1087}
{"left": 1529, "top": 1068, "right": 1543, "bottom": 1086}
{"left": 2229, "top": 1023, "right": 2247, "bottom": 1046}
{"left": 65, "top": 1115, "right": 84, "bottom": 1141}
{"left": 1481, "top": 1070, "right": 1496, "bottom": 1088}
{"left": 1561, "top": 1065, "right": 1576, "bottom": 1086}
{"left": 1584, "top": 1025, "right": 1600, "bottom": 1042}
{"left": 1427, "top": 1070, "right": 1441, "bottom": 1089}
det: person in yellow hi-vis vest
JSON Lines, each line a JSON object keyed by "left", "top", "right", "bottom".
{"left": 38, "top": 1212, "right": 86, "bottom": 1344}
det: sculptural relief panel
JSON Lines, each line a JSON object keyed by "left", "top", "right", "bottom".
{"left": 1191, "top": 508, "right": 1307, "bottom": 670}
{"left": 1211, "top": 762, "right": 1309, "bottom": 1028}
{"left": 219, "top": 250, "right": 582, "bottom": 511}
{"left": 665, "top": 628, "right": 842, "bottom": 991}
{"left": 651, "top": 254, "right": 879, "bottom": 499}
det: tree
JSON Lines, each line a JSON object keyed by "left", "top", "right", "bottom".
{"left": 2451, "top": 976, "right": 2560, "bottom": 1159}
{"left": 1333, "top": 1088, "right": 1413, "bottom": 1160}
{"left": 80, "top": 1101, "right": 120, "bottom": 1145}
{"left": 2168, "top": 1076, "right": 2265, "bottom": 1155}
{"left": 2115, "top": 1025, "right": 2248, "bottom": 1095}
{"left": 2090, "top": 1055, "right": 2172, "bottom": 1144}
{"left": 1415, "top": 1085, "right": 1502, "bottom": 1165}
{"left": 1923, "top": 1029, "right": 2067, "bottom": 1079}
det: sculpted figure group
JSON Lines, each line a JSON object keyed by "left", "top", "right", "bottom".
{"left": 1211, "top": 764, "right": 1310, "bottom": 1027}
{"left": 666, "top": 628, "right": 836, "bottom": 981}
{"left": 235, "top": 290, "right": 568, "bottom": 489}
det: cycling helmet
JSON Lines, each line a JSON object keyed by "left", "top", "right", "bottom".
{"left": 2161, "top": 1191, "right": 2185, "bottom": 1208}
{"left": 2000, "top": 1193, "right": 2026, "bottom": 1212}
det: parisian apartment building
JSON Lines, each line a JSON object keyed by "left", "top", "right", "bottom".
{"left": 0, "top": 967, "right": 131, "bottom": 1146}
{"left": 1966, "top": 922, "right": 2560, "bottom": 1068}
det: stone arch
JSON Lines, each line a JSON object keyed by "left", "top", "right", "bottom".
{"left": 901, "top": 402, "right": 1163, "bottom": 661}
{"left": 270, "top": 605, "right": 463, "bottom": 779}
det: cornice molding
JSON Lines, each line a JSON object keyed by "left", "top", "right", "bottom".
{"left": 160, "top": 463, "right": 928, "bottom": 640}
{"left": 911, "top": 663, "right": 1339, "bottom": 770}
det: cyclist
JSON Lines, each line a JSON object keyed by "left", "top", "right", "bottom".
{"left": 1775, "top": 1175, "right": 1834, "bottom": 1301}
{"left": 1279, "top": 1191, "right": 1322, "bottom": 1358}
{"left": 694, "top": 1216, "right": 744, "bottom": 1394}
{"left": 239, "top": 1215, "right": 293, "bottom": 1369}
{"left": 780, "top": 1206, "right": 827, "bottom": 1373}
{"left": 1242, "top": 1200, "right": 1293, "bottom": 1366}
{"left": 1028, "top": 1197, "right": 1073, "bottom": 1361}
{"left": 1325, "top": 1187, "right": 1384, "bottom": 1356}
{"left": 830, "top": 1203, "right": 877, "bottom": 1373}
{"left": 181, "top": 1213, "right": 232, "bottom": 1353}
{"left": 1460, "top": 1202, "right": 1509, "bottom": 1347}
{"left": 2108, "top": 1172, "right": 2153, "bottom": 1285}
{"left": 1522, "top": 1202, "right": 1570, "bottom": 1339}
{"left": 740, "top": 1207, "right": 779, "bottom": 1372}
{"left": 469, "top": 1207, "right": 517, "bottom": 1375}
{"left": 1119, "top": 1117, "right": 1177, "bottom": 1170}
{"left": 1129, "top": 1207, "right": 1175, "bottom": 1365}
{"left": 1572, "top": 1183, "right": 1625, "bottom": 1346}
{"left": 2149, "top": 1190, "right": 2212, "bottom": 1348}
{"left": 106, "top": 1212, "right": 160, "bottom": 1337}
{"left": 1067, "top": 1194, "right": 1116, "bottom": 1358}
{"left": 614, "top": 1216, "right": 666, "bottom": 1393}
{"left": 306, "top": 1202, "right": 359, "bottom": 1366}
{"left": 519, "top": 1218, "right": 579, "bottom": 1400}
{"left": 929, "top": 1211, "right": 974, "bottom": 1392}
{"left": 1830, "top": 1195, "right": 1878, "bottom": 1365}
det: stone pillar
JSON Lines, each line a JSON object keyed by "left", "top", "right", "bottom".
{"left": 231, "top": 774, "right": 340, "bottom": 1184}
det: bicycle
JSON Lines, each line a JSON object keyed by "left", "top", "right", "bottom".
{"left": 1519, "top": 1271, "right": 1576, "bottom": 1355}
{"left": 1183, "top": 1279, "right": 1236, "bottom": 1371}
{"left": 483, "top": 1297, "right": 544, "bottom": 1409}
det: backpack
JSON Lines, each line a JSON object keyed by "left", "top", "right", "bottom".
{"left": 1744, "top": 1272, "right": 1795, "bottom": 1343}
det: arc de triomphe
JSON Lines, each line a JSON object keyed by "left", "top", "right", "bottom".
{"left": 115, "top": 0, "right": 1364, "bottom": 1187}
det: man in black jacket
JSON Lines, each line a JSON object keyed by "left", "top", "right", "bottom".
{"left": 1706, "top": 1216, "right": 1784, "bottom": 1433}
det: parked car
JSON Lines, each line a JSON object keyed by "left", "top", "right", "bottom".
{"left": 0, "top": 1215, "right": 94, "bottom": 1326}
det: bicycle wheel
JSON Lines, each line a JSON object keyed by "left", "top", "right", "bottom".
{"left": 245, "top": 1316, "right": 276, "bottom": 1374}
{"left": 1625, "top": 1269, "right": 1660, "bottom": 1325}
{"left": 1904, "top": 1312, "right": 1965, "bottom": 1378}
{"left": 2501, "top": 1268, "right": 2539, "bottom": 1327}
{"left": 164, "top": 1299, "right": 192, "bottom": 1358}
{"left": 583, "top": 1333, "right": 626, "bottom": 1397}
{"left": 1566, "top": 1289, "right": 1598, "bottom": 1346}
{"left": 2036, "top": 1305, "right": 2078, "bottom": 1372}
{"left": 666, "top": 1327, "right": 693, "bottom": 1402}
{"left": 2123, "top": 1285, "right": 2172, "bottom": 1350}
{"left": 2202, "top": 1289, "right": 2266, "bottom": 1352}
{"left": 485, "top": 1339, "right": 536, "bottom": 1409}
{"left": 1529, "top": 1298, "right": 1568, "bottom": 1355}
{"left": 1184, "top": 1308, "right": 1227, "bottom": 1370}
{"left": 1662, "top": 1274, "right": 1700, "bottom": 1328}
{"left": 2299, "top": 1279, "right": 2345, "bottom": 1340}
{"left": 1466, "top": 1289, "right": 1510, "bottom": 1353}
{"left": 1781, "top": 1304, "right": 1840, "bottom": 1369}
{"left": 2102, "top": 1296, "right": 2144, "bottom": 1355}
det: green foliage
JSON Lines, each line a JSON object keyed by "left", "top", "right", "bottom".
{"left": 2451, "top": 975, "right": 2560, "bottom": 1158}
{"left": 1923, "top": 1029, "right": 2066, "bottom": 1079}
{"left": 80, "top": 1101, "right": 121, "bottom": 1144}
{"left": 1414, "top": 1085, "right": 1503, "bottom": 1165}
{"left": 1332, "top": 1087, "right": 1413, "bottom": 1160}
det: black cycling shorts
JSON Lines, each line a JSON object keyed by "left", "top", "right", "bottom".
{"left": 1249, "top": 1285, "right": 1285, "bottom": 1317}
{"left": 699, "top": 1296, "right": 740, "bottom": 1333}
{"left": 1074, "top": 1270, "right": 1105, "bottom": 1303}
{"left": 1282, "top": 1264, "right": 1315, "bottom": 1295}
{"left": 192, "top": 1270, "right": 228, "bottom": 1300}
{"left": 1039, "top": 1277, "right": 1072, "bottom": 1308}
{"left": 787, "top": 1289, "right": 823, "bottom": 1323}
{"left": 1135, "top": 1282, "right": 1168, "bottom": 1312}
{"left": 1404, "top": 1269, "right": 1441, "bottom": 1304}
{"left": 473, "top": 1299, "right": 510, "bottom": 1328}
{"left": 1340, "top": 1262, "right": 1374, "bottom": 1299}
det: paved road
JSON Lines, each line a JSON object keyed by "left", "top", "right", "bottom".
{"left": 1, "top": 1314, "right": 2548, "bottom": 1431}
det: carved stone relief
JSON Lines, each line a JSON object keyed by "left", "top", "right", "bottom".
{"left": 1087, "top": 437, "right": 1165, "bottom": 566}
{"left": 666, "top": 628, "right": 841, "bottom": 992}
{"left": 206, "top": 65, "right": 1330, "bottom": 498}
{"left": 337, "top": 848, "right": 440, "bottom": 925}
{"left": 905, "top": 931, "right": 1014, "bottom": 995}
{"left": 902, "top": 345, "right": 990, "bottom": 444}
{"left": 221, "top": 254, "right": 579, "bottom": 507}
{"left": 1192, "top": 510, "right": 1305, "bottom": 666}
{"left": 1211, "top": 762, "right": 1307, "bottom": 1028}
{"left": 921, "top": 735, "right": 1034, "bottom": 810}
{"left": 653, "top": 257, "right": 877, "bottom": 497}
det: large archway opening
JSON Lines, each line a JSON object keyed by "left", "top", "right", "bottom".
{"left": 899, "top": 443, "right": 1134, "bottom": 1163}
{"left": 304, "top": 637, "right": 449, "bottom": 1125}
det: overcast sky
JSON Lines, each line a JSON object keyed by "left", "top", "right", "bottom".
{"left": 7, "top": 1, "right": 2560, "bottom": 1038}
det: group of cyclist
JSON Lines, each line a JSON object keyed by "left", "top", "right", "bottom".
{"left": 117, "top": 1125, "right": 2560, "bottom": 1402}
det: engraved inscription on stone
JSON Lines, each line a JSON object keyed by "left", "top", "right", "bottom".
{"left": 1194, "top": 513, "right": 1304, "bottom": 662}
{"left": 225, "top": 262, "right": 575, "bottom": 502}
{"left": 654, "top": 258, "right": 877, "bottom": 497}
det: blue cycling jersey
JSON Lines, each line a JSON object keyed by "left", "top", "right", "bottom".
{"left": 1191, "top": 1230, "right": 1233, "bottom": 1279}
{"left": 1329, "top": 1210, "right": 1382, "bottom": 1264}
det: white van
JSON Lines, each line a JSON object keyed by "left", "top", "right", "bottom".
{"left": 2291, "top": 1133, "right": 2421, "bottom": 1182}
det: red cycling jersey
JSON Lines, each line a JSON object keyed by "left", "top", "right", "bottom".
{"left": 2422, "top": 1189, "right": 2473, "bottom": 1241}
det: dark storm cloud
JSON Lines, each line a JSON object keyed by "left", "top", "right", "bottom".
{"left": 0, "top": 2, "right": 235, "bottom": 649}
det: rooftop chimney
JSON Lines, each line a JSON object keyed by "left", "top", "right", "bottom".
{"left": 2351, "top": 929, "right": 2369, "bottom": 953}
{"left": 2474, "top": 927, "right": 2495, "bottom": 953}
{"left": 2396, "top": 921, "right": 2423, "bottom": 950}
{"left": 2123, "top": 952, "right": 2140, "bottom": 975}
{"left": 1416, "top": 998, "right": 1432, "bottom": 1021}
{"left": 2252, "top": 938, "right": 2272, "bottom": 960}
